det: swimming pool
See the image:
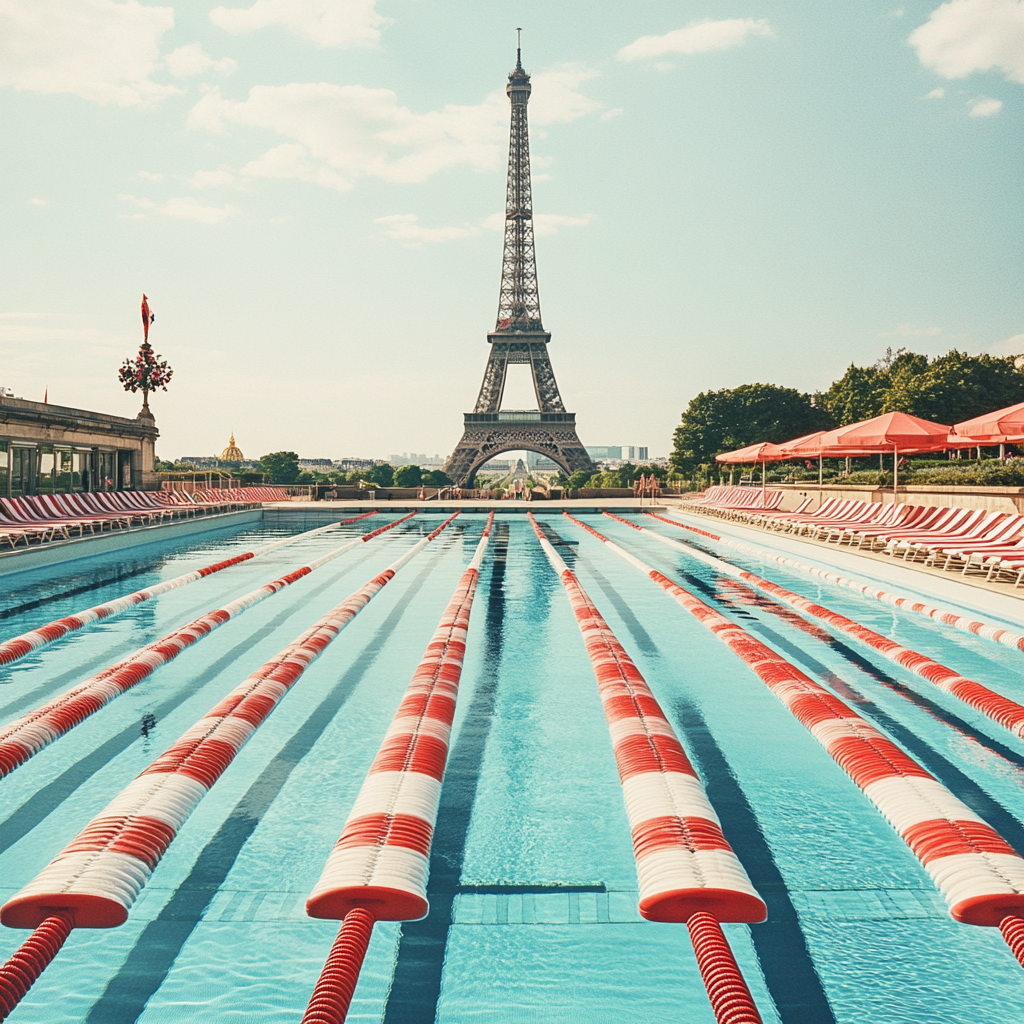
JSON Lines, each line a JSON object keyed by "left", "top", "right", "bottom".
{"left": 3, "top": 510, "right": 1024, "bottom": 1022}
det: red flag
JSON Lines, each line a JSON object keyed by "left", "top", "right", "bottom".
{"left": 43, "top": 388, "right": 48, "bottom": 403}
{"left": 141, "top": 294, "right": 155, "bottom": 342}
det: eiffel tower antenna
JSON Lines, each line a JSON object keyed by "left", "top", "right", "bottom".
{"left": 443, "top": 36, "right": 594, "bottom": 487}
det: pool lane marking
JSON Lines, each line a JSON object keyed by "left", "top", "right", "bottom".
{"left": 609, "top": 513, "right": 1024, "bottom": 744}
{"left": 0, "top": 546, "right": 388, "bottom": 857}
{"left": 530, "top": 513, "right": 767, "bottom": 1024}
{"left": 564, "top": 513, "right": 1024, "bottom": 961}
{"left": 654, "top": 510, "right": 1024, "bottom": 654}
{"left": 0, "top": 513, "right": 460, "bottom": 1018}
{"left": 0, "top": 511, "right": 380, "bottom": 668}
{"left": 82, "top": 543, "right": 453, "bottom": 1024}
{"left": 0, "top": 514, "right": 418, "bottom": 778}
{"left": 382, "top": 520, "right": 510, "bottom": 1024}
{"left": 299, "top": 512, "right": 493, "bottom": 1024}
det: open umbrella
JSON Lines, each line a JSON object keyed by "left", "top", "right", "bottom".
{"left": 776, "top": 430, "right": 829, "bottom": 487}
{"left": 715, "top": 441, "right": 788, "bottom": 491}
{"left": 815, "top": 411, "right": 950, "bottom": 500}
{"left": 950, "top": 402, "right": 1024, "bottom": 457}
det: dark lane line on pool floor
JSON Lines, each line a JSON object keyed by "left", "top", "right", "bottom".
{"left": 746, "top": 618, "right": 1024, "bottom": 852}
{"left": 569, "top": 544, "right": 836, "bottom": 1024}
{"left": 0, "top": 548, "right": 385, "bottom": 724}
{"left": 664, "top": 557, "right": 1024, "bottom": 784}
{"left": 84, "top": 544, "right": 451, "bottom": 1024}
{"left": 382, "top": 523, "right": 509, "bottom": 1024}
{"left": 720, "top": 579, "right": 1024, "bottom": 778}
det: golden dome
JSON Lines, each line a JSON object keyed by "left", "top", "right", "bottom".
{"left": 220, "top": 432, "right": 244, "bottom": 461}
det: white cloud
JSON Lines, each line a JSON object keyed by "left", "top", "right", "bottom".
{"left": 879, "top": 324, "right": 942, "bottom": 337}
{"left": 190, "top": 168, "right": 236, "bottom": 188}
{"left": 187, "top": 70, "right": 602, "bottom": 192}
{"left": 137, "top": 170, "right": 164, "bottom": 182}
{"left": 119, "top": 193, "right": 239, "bottom": 223}
{"left": 989, "top": 331, "right": 1024, "bottom": 355}
{"left": 969, "top": 95, "right": 1003, "bottom": 114}
{"left": 209, "top": 0, "right": 388, "bottom": 48}
{"left": 618, "top": 18, "right": 774, "bottom": 62}
{"left": 482, "top": 212, "right": 594, "bottom": 237}
{"left": 26, "top": 198, "right": 47, "bottom": 206}
{"left": 601, "top": 107, "right": 624, "bottom": 121}
{"left": 0, "top": 0, "right": 179, "bottom": 106}
{"left": 926, "top": 86, "right": 946, "bottom": 97}
{"left": 910, "top": 0, "right": 1024, "bottom": 83}
{"left": 165, "top": 42, "right": 236, "bottom": 78}
{"left": 374, "top": 214, "right": 480, "bottom": 246}
{"left": 379, "top": 210, "right": 594, "bottom": 247}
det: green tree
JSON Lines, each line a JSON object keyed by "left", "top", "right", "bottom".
{"left": 259, "top": 451, "right": 300, "bottom": 484}
{"left": 422, "top": 469, "right": 452, "bottom": 487}
{"left": 567, "top": 470, "right": 591, "bottom": 489}
{"left": 362, "top": 463, "right": 394, "bottom": 487}
{"left": 393, "top": 465, "right": 423, "bottom": 488}
{"left": 295, "top": 471, "right": 316, "bottom": 484}
{"left": 670, "top": 384, "right": 832, "bottom": 473}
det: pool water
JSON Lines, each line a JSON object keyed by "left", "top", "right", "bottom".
{"left": 3, "top": 511, "right": 1024, "bottom": 1023}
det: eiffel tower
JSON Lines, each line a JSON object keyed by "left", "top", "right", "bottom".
{"left": 443, "top": 39, "right": 594, "bottom": 487}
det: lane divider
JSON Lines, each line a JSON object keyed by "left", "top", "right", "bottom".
{"left": 654, "top": 510, "right": 1024, "bottom": 654}
{"left": 0, "top": 514, "right": 460, "bottom": 1018}
{"left": 530, "top": 514, "right": 765, "bottom": 1024}
{"left": 609, "top": 513, "right": 1024, "bottom": 742}
{"left": 0, "top": 514, "right": 416, "bottom": 778}
{"left": 564, "top": 513, "right": 1024, "bottom": 964}
{"left": 300, "top": 513, "right": 494, "bottom": 1024}
{"left": 0, "top": 511, "right": 380, "bottom": 668}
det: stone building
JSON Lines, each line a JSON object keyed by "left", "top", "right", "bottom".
{"left": 0, "top": 394, "right": 158, "bottom": 497}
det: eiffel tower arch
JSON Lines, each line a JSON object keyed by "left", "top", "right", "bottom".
{"left": 444, "top": 40, "right": 595, "bottom": 488}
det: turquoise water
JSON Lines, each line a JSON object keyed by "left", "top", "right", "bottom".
{"left": 2, "top": 511, "right": 1024, "bottom": 1023}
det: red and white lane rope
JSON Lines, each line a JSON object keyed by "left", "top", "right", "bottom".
{"left": 610, "top": 514, "right": 1024, "bottom": 742}
{"left": 531, "top": 514, "right": 765, "bottom": 1024}
{"left": 0, "top": 511, "right": 380, "bottom": 668}
{"left": 300, "top": 513, "right": 493, "bottom": 1024}
{"left": 654, "top": 510, "right": 1024, "bottom": 654}
{"left": 565, "top": 514, "right": 1024, "bottom": 961}
{"left": 0, "top": 514, "right": 459, "bottom": 1019}
{"left": 0, "top": 514, "right": 414, "bottom": 778}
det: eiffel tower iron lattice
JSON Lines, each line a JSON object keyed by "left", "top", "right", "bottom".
{"left": 443, "top": 40, "right": 594, "bottom": 487}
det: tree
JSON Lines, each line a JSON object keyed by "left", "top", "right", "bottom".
{"left": 362, "top": 463, "right": 394, "bottom": 487}
{"left": 422, "top": 469, "right": 452, "bottom": 487}
{"left": 567, "top": 470, "right": 591, "bottom": 489}
{"left": 670, "top": 384, "right": 832, "bottom": 473}
{"left": 393, "top": 465, "right": 423, "bottom": 488}
{"left": 259, "top": 451, "right": 300, "bottom": 484}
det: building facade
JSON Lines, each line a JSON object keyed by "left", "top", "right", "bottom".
{"left": 0, "top": 395, "right": 158, "bottom": 497}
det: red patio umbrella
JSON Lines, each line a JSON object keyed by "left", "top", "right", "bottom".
{"left": 816, "top": 411, "right": 950, "bottom": 499}
{"left": 715, "top": 441, "right": 788, "bottom": 491}
{"left": 949, "top": 402, "right": 1024, "bottom": 446}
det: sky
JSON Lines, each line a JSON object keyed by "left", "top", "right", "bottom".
{"left": 1, "top": 0, "right": 1022, "bottom": 462}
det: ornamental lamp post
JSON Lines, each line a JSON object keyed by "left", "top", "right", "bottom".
{"left": 118, "top": 293, "right": 173, "bottom": 421}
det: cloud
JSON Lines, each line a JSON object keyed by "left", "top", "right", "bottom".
{"left": 879, "top": 324, "right": 942, "bottom": 337}
{"left": 926, "top": 86, "right": 946, "bottom": 97}
{"left": 137, "top": 170, "right": 164, "bottom": 182}
{"left": 481, "top": 211, "right": 594, "bottom": 237}
{"left": 0, "top": 0, "right": 179, "bottom": 106}
{"left": 618, "top": 18, "right": 773, "bottom": 62}
{"left": 910, "top": 0, "right": 1024, "bottom": 83}
{"left": 989, "top": 331, "right": 1024, "bottom": 355}
{"left": 379, "top": 210, "right": 594, "bottom": 246}
{"left": 165, "top": 42, "right": 236, "bottom": 78}
{"left": 969, "top": 95, "right": 1003, "bottom": 114}
{"left": 119, "top": 194, "right": 239, "bottom": 223}
{"left": 374, "top": 214, "right": 480, "bottom": 246}
{"left": 187, "top": 69, "right": 602, "bottom": 191}
{"left": 209, "top": 0, "right": 388, "bottom": 48}
{"left": 190, "top": 168, "right": 236, "bottom": 188}
{"left": 26, "top": 198, "right": 47, "bottom": 206}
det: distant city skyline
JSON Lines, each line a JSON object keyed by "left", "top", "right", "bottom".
{"left": 1, "top": 1, "right": 1021, "bottom": 462}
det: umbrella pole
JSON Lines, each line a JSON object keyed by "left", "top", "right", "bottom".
{"left": 762, "top": 460, "right": 766, "bottom": 493}
{"left": 818, "top": 455, "right": 822, "bottom": 490}
{"left": 893, "top": 445, "right": 898, "bottom": 503}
